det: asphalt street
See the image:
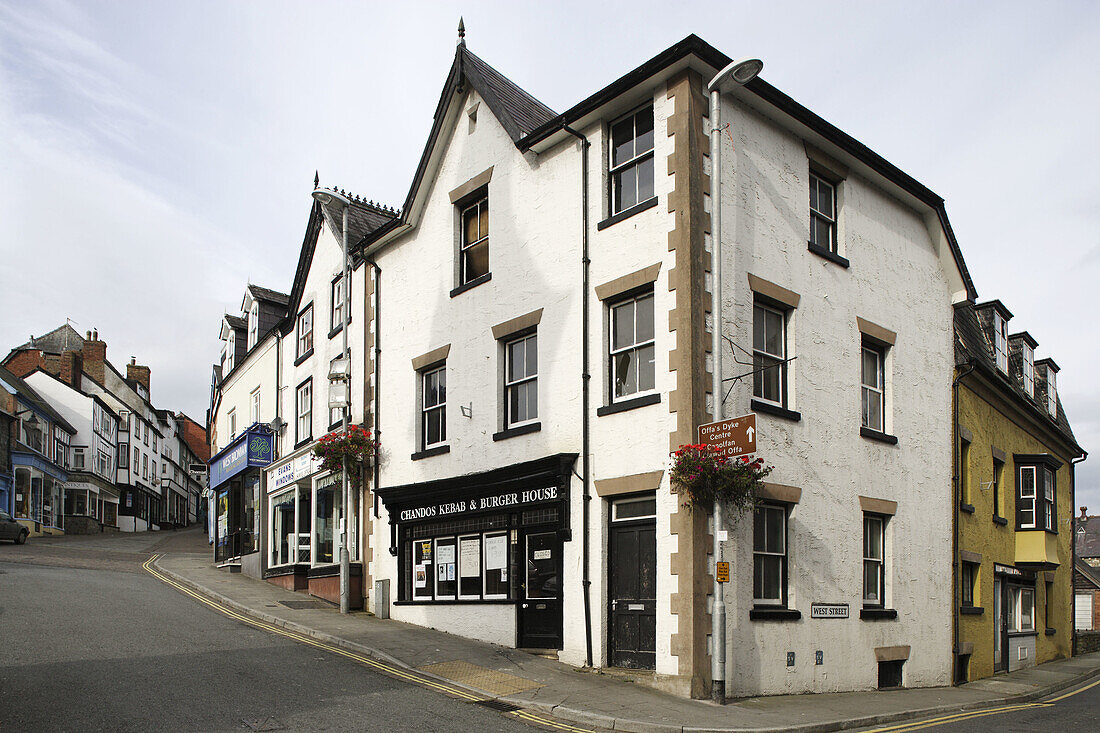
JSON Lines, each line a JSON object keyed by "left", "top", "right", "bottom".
{"left": 0, "top": 533, "right": 547, "bottom": 732}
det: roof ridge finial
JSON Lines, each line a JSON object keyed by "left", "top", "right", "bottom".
{"left": 457, "top": 17, "right": 465, "bottom": 47}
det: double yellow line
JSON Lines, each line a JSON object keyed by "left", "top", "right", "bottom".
{"left": 861, "top": 674, "right": 1100, "bottom": 732}
{"left": 142, "top": 554, "right": 594, "bottom": 733}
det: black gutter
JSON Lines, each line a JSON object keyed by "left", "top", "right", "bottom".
{"left": 562, "top": 124, "right": 594, "bottom": 669}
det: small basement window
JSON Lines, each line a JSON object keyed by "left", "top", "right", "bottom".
{"left": 878, "top": 660, "right": 904, "bottom": 689}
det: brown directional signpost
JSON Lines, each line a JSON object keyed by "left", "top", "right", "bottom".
{"left": 698, "top": 412, "right": 757, "bottom": 458}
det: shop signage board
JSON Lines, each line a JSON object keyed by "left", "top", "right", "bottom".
{"left": 716, "top": 561, "right": 730, "bottom": 583}
{"left": 810, "top": 603, "right": 849, "bottom": 619}
{"left": 698, "top": 413, "right": 757, "bottom": 458}
{"left": 209, "top": 427, "right": 274, "bottom": 488}
{"left": 397, "top": 485, "right": 560, "bottom": 522}
{"left": 271, "top": 451, "right": 323, "bottom": 491}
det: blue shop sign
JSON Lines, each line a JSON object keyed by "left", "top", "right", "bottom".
{"left": 209, "top": 425, "right": 274, "bottom": 488}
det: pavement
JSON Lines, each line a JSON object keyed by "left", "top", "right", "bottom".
{"left": 151, "top": 545, "right": 1100, "bottom": 733}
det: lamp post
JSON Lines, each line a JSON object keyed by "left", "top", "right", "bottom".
{"left": 312, "top": 186, "right": 353, "bottom": 614}
{"left": 706, "top": 56, "right": 762, "bottom": 703}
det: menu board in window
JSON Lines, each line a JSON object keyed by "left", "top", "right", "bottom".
{"left": 459, "top": 535, "right": 483, "bottom": 598}
{"left": 484, "top": 532, "right": 509, "bottom": 598}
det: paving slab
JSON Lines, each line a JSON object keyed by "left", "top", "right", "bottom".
{"left": 153, "top": 552, "right": 1100, "bottom": 733}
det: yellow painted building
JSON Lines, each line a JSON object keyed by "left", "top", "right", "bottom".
{"left": 953, "top": 301, "right": 1085, "bottom": 682}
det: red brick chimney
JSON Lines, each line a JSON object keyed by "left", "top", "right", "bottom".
{"left": 59, "top": 350, "right": 83, "bottom": 389}
{"left": 82, "top": 329, "right": 107, "bottom": 386}
{"left": 127, "top": 356, "right": 151, "bottom": 395}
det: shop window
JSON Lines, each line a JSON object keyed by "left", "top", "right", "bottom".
{"left": 314, "top": 481, "right": 339, "bottom": 565}
{"left": 458, "top": 534, "right": 483, "bottom": 599}
{"left": 1009, "top": 586, "right": 1035, "bottom": 632}
{"left": 483, "top": 532, "right": 509, "bottom": 599}
{"left": 435, "top": 537, "right": 458, "bottom": 600}
{"left": 412, "top": 538, "right": 435, "bottom": 600}
{"left": 404, "top": 516, "right": 514, "bottom": 603}
{"left": 15, "top": 468, "right": 30, "bottom": 517}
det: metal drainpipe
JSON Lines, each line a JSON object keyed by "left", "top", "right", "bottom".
{"left": 951, "top": 359, "right": 976, "bottom": 684}
{"left": 563, "top": 124, "right": 594, "bottom": 669}
{"left": 1071, "top": 451, "right": 1088, "bottom": 655}
{"left": 368, "top": 257, "right": 382, "bottom": 519}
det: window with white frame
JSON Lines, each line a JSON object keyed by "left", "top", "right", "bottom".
{"left": 329, "top": 352, "right": 349, "bottom": 428}
{"left": 118, "top": 410, "right": 129, "bottom": 432}
{"left": 97, "top": 450, "right": 112, "bottom": 479}
{"left": 609, "top": 106, "right": 654, "bottom": 215}
{"left": 993, "top": 311, "right": 1008, "bottom": 373}
{"left": 504, "top": 333, "right": 537, "bottom": 427}
{"left": 1009, "top": 586, "right": 1035, "bottom": 632}
{"left": 226, "top": 331, "right": 235, "bottom": 372}
{"left": 421, "top": 365, "right": 446, "bottom": 449}
{"left": 460, "top": 193, "right": 489, "bottom": 285}
{"left": 73, "top": 447, "right": 86, "bottom": 470}
{"left": 296, "top": 380, "right": 312, "bottom": 444}
{"left": 331, "top": 275, "right": 348, "bottom": 331}
{"left": 297, "top": 304, "right": 314, "bottom": 359}
{"left": 250, "top": 388, "right": 261, "bottom": 425}
{"left": 809, "top": 171, "right": 837, "bottom": 253}
{"left": 610, "top": 292, "right": 655, "bottom": 401}
{"left": 1042, "top": 466, "right": 1056, "bottom": 531}
{"left": 863, "top": 514, "right": 886, "bottom": 606}
{"left": 1017, "top": 465, "right": 1036, "bottom": 529}
{"left": 227, "top": 409, "right": 236, "bottom": 438}
{"left": 248, "top": 302, "right": 259, "bottom": 349}
{"left": 54, "top": 429, "right": 70, "bottom": 469}
{"left": 753, "top": 301, "right": 787, "bottom": 406}
{"left": 118, "top": 442, "right": 128, "bottom": 469}
{"left": 1022, "top": 343, "right": 1035, "bottom": 397}
{"left": 142, "top": 453, "right": 148, "bottom": 480}
{"left": 1046, "top": 368, "right": 1057, "bottom": 417}
{"left": 152, "top": 432, "right": 157, "bottom": 452}
{"left": 132, "top": 446, "right": 139, "bottom": 471}
{"left": 753, "top": 503, "right": 787, "bottom": 606}
{"left": 861, "top": 342, "right": 886, "bottom": 432}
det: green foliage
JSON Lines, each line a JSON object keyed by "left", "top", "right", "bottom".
{"left": 311, "top": 425, "right": 377, "bottom": 492}
{"left": 670, "top": 444, "right": 772, "bottom": 515}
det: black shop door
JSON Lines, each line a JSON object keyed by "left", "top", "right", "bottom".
{"left": 609, "top": 514, "right": 656, "bottom": 669}
{"left": 518, "top": 531, "right": 563, "bottom": 649}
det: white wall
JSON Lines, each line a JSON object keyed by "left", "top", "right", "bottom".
{"left": 717, "top": 96, "right": 955, "bottom": 695}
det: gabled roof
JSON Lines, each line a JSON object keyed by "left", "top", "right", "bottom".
{"left": 12, "top": 323, "right": 85, "bottom": 354}
{"left": 0, "top": 363, "right": 77, "bottom": 433}
{"left": 224, "top": 314, "right": 246, "bottom": 330}
{"left": 247, "top": 285, "right": 290, "bottom": 306}
{"left": 1076, "top": 559, "right": 1100, "bottom": 590}
{"left": 1077, "top": 515, "right": 1100, "bottom": 558}
{"left": 954, "top": 301, "right": 1080, "bottom": 452}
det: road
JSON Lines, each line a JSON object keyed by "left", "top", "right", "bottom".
{"left": 0, "top": 529, "right": 549, "bottom": 732}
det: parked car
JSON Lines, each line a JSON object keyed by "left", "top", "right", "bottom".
{"left": 0, "top": 510, "right": 28, "bottom": 544}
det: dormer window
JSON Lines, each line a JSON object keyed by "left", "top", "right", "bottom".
{"left": 248, "top": 303, "right": 259, "bottom": 349}
{"left": 1047, "top": 369, "right": 1057, "bottom": 417}
{"left": 226, "top": 331, "right": 235, "bottom": 372}
{"left": 993, "top": 311, "right": 1007, "bottom": 373}
{"left": 1022, "top": 343, "right": 1035, "bottom": 397}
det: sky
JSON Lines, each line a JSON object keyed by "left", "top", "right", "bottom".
{"left": 1, "top": 1, "right": 1097, "bottom": 506}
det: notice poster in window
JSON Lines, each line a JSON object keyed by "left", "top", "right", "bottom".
{"left": 485, "top": 534, "right": 507, "bottom": 570}
{"left": 460, "top": 537, "right": 481, "bottom": 577}
{"left": 414, "top": 566, "right": 427, "bottom": 588}
{"left": 437, "top": 543, "right": 456, "bottom": 565}
{"left": 447, "top": 563, "right": 455, "bottom": 581}
{"left": 437, "top": 562, "right": 449, "bottom": 582}
{"left": 420, "top": 541, "right": 432, "bottom": 561}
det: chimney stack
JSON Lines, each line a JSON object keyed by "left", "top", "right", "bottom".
{"left": 127, "top": 360, "right": 151, "bottom": 395}
{"left": 82, "top": 331, "right": 107, "bottom": 387}
{"left": 59, "top": 350, "right": 83, "bottom": 390}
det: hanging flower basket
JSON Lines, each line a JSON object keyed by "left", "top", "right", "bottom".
{"left": 670, "top": 444, "right": 772, "bottom": 514}
{"left": 312, "top": 425, "right": 378, "bottom": 493}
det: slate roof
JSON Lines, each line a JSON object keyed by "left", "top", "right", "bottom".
{"left": 13, "top": 323, "right": 85, "bottom": 354}
{"left": 460, "top": 48, "right": 556, "bottom": 141}
{"left": 247, "top": 285, "right": 290, "bottom": 306}
{"left": 224, "top": 314, "right": 247, "bottom": 331}
{"left": 0, "top": 364, "right": 78, "bottom": 434}
{"left": 954, "top": 301, "right": 1079, "bottom": 450}
{"left": 1078, "top": 515, "right": 1100, "bottom": 559}
{"left": 346, "top": 198, "right": 398, "bottom": 244}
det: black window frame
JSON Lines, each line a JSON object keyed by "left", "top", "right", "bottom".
{"left": 1014, "top": 456, "right": 1059, "bottom": 532}
{"left": 608, "top": 105, "right": 656, "bottom": 217}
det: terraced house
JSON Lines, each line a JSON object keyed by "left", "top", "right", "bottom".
{"left": 209, "top": 31, "right": 1084, "bottom": 700}
{"left": 952, "top": 301, "right": 1085, "bottom": 681}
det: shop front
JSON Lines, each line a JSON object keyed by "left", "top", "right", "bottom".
{"left": 12, "top": 453, "right": 68, "bottom": 536}
{"left": 376, "top": 454, "right": 576, "bottom": 650}
{"left": 263, "top": 447, "right": 362, "bottom": 607}
{"left": 993, "top": 563, "right": 1038, "bottom": 673}
{"left": 208, "top": 424, "right": 274, "bottom": 569}
{"left": 62, "top": 477, "right": 119, "bottom": 533}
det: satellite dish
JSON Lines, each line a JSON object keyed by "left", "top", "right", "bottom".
{"left": 268, "top": 417, "right": 286, "bottom": 433}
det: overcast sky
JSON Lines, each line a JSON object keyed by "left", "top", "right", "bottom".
{"left": 1, "top": 1, "right": 1097, "bottom": 507}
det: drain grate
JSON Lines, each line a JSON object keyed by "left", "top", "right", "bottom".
{"left": 278, "top": 599, "right": 328, "bottom": 609}
{"left": 242, "top": 717, "right": 285, "bottom": 731}
{"left": 474, "top": 699, "right": 521, "bottom": 713}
